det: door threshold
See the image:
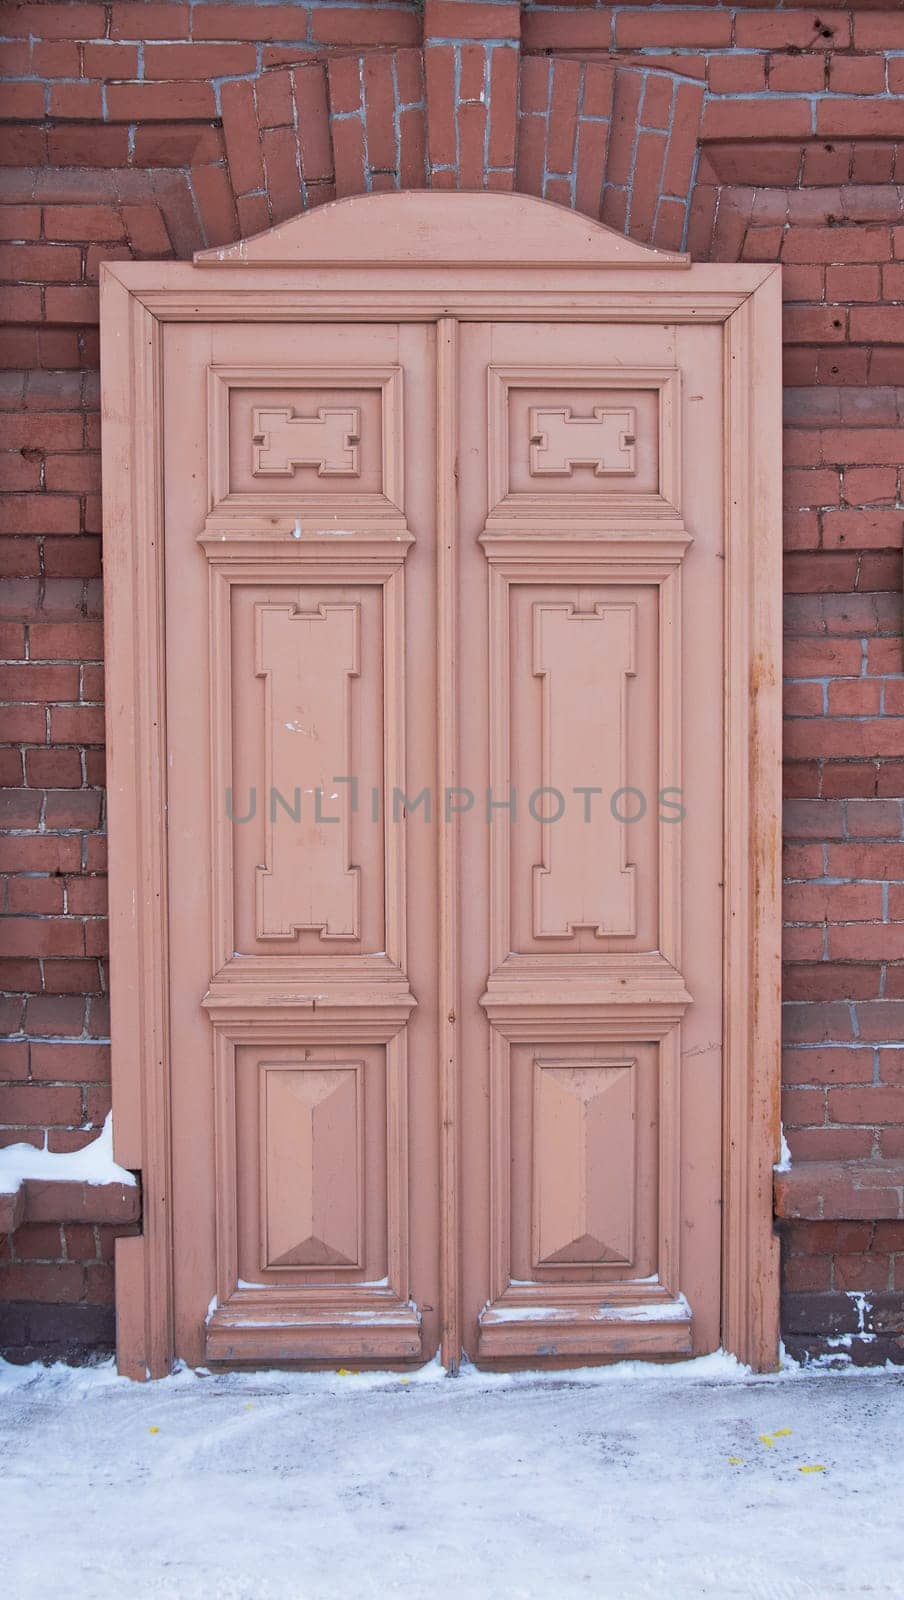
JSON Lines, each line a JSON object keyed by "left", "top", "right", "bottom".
{"left": 477, "top": 1298, "right": 693, "bottom": 1361}
{"left": 205, "top": 1300, "right": 422, "bottom": 1363}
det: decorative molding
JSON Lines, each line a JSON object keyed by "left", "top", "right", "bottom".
{"left": 205, "top": 559, "right": 409, "bottom": 980}
{"left": 254, "top": 601, "right": 361, "bottom": 943}
{"left": 532, "top": 1056, "right": 638, "bottom": 1269}
{"left": 531, "top": 601, "right": 637, "bottom": 941}
{"left": 482, "top": 544, "right": 687, "bottom": 977}
{"left": 251, "top": 405, "right": 361, "bottom": 478}
{"left": 205, "top": 363, "right": 405, "bottom": 532}
{"left": 486, "top": 363, "right": 681, "bottom": 527}
{"left": 528, "top": 406, "right": 637, "bottom": 479}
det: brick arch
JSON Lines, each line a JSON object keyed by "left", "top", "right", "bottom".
{"left": 216, "top": 47, "right": 703, "bottom": 255}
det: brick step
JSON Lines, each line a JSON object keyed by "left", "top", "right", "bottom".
{"left": 0, "top": 1179, "right": 140, "bottom": 1237}
{"left": 775, "top": 1160, "right": 904, "bottom": 1222}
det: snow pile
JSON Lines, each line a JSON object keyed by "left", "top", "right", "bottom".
{"left": 0, "top": 1112, "right": 136, "bottom": 1197}
{"left": 774, "top": 1124, "right": 793, "bottom": 1172}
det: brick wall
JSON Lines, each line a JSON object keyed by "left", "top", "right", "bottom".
{"left": 2, "top": 0, "right": 904, "bottom": 1365}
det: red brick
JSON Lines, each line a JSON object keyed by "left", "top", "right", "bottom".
{"left": 0, "top": 1261, "right": 87, "bottom": 1302}
{"left": 220, "top": 79, "right": 265, "bottom": 200}
{"left": 0, "top": 412, "right": 83, "bottom": 450}
{"left": 49, "top": 83, "right": 104, "bottom": 120}
{"left": 0, "top": 82, "right": 46, "bottom": 120}
{"left": 784, "top": 1254, "right": 831, "bottom": 1293}
{"left": 44, "top": 206, "right": 125, "bottom": 243}
{"left": 831, "top": 57, "right": 887, "bottom": 96}
{"left": 835, "top": 1253, "right": 892, "bottom": 1292}
{"left": 702, "top": 98, "right": 812, "bottom": 142}
{"left": 363, "top": 53, "right": 398, "bottom": 174}
{"left": 48, "top": 127, "right": 129, "bottom": 168}
{"left": 787, "top": 1127, "right": 874, "bottom": 1162}
{"left": 784, "top": 307, "right": 847, "bottom": 346}
{"left": 28, "top": 619, "right": 102, "bottom": 660}
{"left": 0, "top": 206, "right": 42, "bottom": 241}
{"left": 311, "top": 6, "right": 420, "bottom": 46}
{"left": 822, "top": 427, "right": 904, "bottom": 466}
{"left": 826, "top": 265, "right": 881, "bottom": 304}
{"left": 768, "top": 55, "right": 825, "bottom": 94}
{"left": 82, "top": 42, "right": 140, "bottom": 77}
{"left": 110, "top": 4, "right": 189, "bottom": 39}
{"left": 827, "top": 680, "right": 881, "bottom": 716}
{"left": 707, "top": 56, "right": 765, "bottom": 96}
{"left": 784, "top": 227, "right": 892, "bottom": 266}
{"left": 782, "top": 1048, "right": 874, "bottom": 1087}
{"left": 105, "top": 81, "right": 217, "bottom": 119}
{"left": 818, "top": 101, "right": 904, "bottom": 140}
{"left": 829, "top": 1087, "right": 904, "bottom": 1125}
{"left": 1, "top": 1082, "right": 82, "bottom": 1125}
{"left": 143, "top": 42, "right": 256, "bottom": 78}
{"left": 13, "top": 1222, "right": 64, "bottom": 1260}
{"left": 1, "top": 5, "right": 106, "bottom": 39}
{"left": 423, "top": 2, "right": 520, "bottom": 41}
{"left": 842, "top": 467, "right": 897, "bottom": 506}
{"left": 63, "top": 1224, "right": 99, "bottom": 1261}
{"left": 487, "top": 44, "right": 518, "bottom": 173}
{"left": 831, "top": 924, "right": 904, "bottom": 961}
{"left": 735, "top": 12, "right": 848, "bottom": 47}
{"left": 615, "top": 11, "right": 731, "bottom": 48}
{"left": 0, "top": 1040, "right": 28, "bottom": 1081}
{"left": 546, "top": 58, "right": 581, "bottom": 176}
{"left": 131, "top": 124, "right": 223, "bottom": 167}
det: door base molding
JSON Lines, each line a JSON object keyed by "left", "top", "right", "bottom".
{"left": 477, "top": 1296, "right": 692, "bottom": 1362}
{"left": 205, "top": 1297, "right": 422, "bottom": 1364}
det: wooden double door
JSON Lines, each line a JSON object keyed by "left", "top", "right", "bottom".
{"left": 161, "top": 312, "right": 723, "bottom": 1370}
{"left": 104, "top": 194, "right": 781, "bottom": 1374}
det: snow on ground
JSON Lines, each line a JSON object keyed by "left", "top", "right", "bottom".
{"left": 1, "top": 1353, "right": 902, "bottom": 1600}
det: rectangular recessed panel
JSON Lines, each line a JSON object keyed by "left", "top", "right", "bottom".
{"left": 510, "top": 386, "right": 659, "bottom": 496}
{"left": 261, "top": 1061, "right": 363, "bottom": 1269}
{"left": 254, "top": 600, "right": 361, "bottom": 941}
{"left": 229, "top": 582, "right": 386, "bottom": 955}
{"left": 234, "top": 1043, "right": 388, "bottom": 1288}
{"left": 532, "top": 600, "right": 637, "bottom": 939}
{"left": 509, "top": 1041, "right": 660, "bottom": 1287}
{"left": 532, "top": 1058, "right": 636, "bottom": 1269}
{"left": 229, "top": 385, "right": 384, "bottom": 496}
{"left": 509, "top": 584, "right": 660, "bottom": 955}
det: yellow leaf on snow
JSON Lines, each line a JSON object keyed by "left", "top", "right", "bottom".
{"left": 799, "top": 1464, "right": 826, "bottom": 1474}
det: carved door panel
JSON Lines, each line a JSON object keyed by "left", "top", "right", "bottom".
{"left": 164, "top": 321, "right": 440, "bottom": 1364}
{"left": 457, "top": 322, "right": 725, "bottom": 1360}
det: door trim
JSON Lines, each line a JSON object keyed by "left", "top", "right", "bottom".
{"left": 100, "top": 191, "right": 782, "bottom": 1377}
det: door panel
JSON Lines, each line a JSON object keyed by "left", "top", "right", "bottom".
{"left": 163, "top": 321, "right": 439, "bottom": 1365}
{"left": 230, "top": 581, "right": 386, "bottom": 955}
{"left": 458, "top": 321, "right": 724, "bottom": 1361}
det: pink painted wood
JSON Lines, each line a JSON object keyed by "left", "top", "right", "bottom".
{"left": 100, "top": 192, "right": 782, "bottom": 1377}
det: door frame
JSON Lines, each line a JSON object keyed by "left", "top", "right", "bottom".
{"left": 100, "top": 191, "right": 782, "bottom": 1378}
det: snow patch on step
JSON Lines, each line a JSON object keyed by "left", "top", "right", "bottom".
{"left": 0, "top": 1112, "right": 136, "bottom": 1197}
